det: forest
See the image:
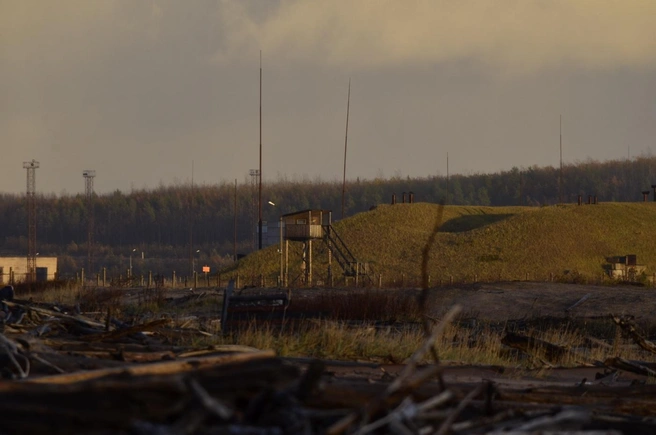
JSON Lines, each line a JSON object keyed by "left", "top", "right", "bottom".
{"left": 1, "top": 156, "right": 655, "bottom": 277}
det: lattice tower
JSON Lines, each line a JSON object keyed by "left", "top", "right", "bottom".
{"left": 83, "top": 170, "right": 96, "bottom": 276}
{"left": 23, "top": 160, "right": 39, "bottom": 283}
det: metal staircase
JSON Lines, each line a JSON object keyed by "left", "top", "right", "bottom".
{"left": 322, "top": 225, "right": 373, "bottom": 281}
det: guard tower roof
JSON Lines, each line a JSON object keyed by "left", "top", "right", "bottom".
{"left": 281, "top": 209, "right": 332, "bottom": 218}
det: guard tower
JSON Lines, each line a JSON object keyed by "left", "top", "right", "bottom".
{"left": 281, "top": 209, "right": 370, "bottom": 286}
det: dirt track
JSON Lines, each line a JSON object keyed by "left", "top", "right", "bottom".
{"left": 424, "top": 281, "right": 656, "bottom": 322}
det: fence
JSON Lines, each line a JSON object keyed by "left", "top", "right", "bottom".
{"left": 56, "top": 267, "right": 656, "bottom": 291}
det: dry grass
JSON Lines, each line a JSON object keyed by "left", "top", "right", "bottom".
{"left": 24, "top": 282, "right": 656, "bottom": 369}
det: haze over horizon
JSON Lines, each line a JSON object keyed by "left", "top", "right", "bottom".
{"left": 2, "top": 0, "right": 655, "bottom": 195}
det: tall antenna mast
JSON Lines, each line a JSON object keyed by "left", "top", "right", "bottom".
{"left": 258, "top": 51, "right": 263, "bottom": 250}
{"left": 83, "top": 170, "right": 96, "bottom": 277}
{"left": 559, "top": 115, "right": 563, "bottom": 203}
{"left": 23, "top": 160, "right": 39, "bottom": 283}
{"left": 341, "top": 78, "right": 351, "bottom": 220}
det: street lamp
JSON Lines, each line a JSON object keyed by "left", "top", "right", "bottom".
{"left": 193, "top": 249, "right": 200, "bottom": 273}
{"left": 129, "top": 248, "right": 136, "bottom": 278}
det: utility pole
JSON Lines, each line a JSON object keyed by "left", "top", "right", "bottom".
{"left": 83, "top": 170, "right": 96, "bottom": 276}
{"left": 189, "top": 161, "right": 194, "bottom": 276}
{"left": 341, "top": 78, "right": 351, "bottom": 220}
{"left": 519, "top": 170, "right": 523, "bottom": 206}
{"left": 258, "top": 51, "right": 263, "bottom": 250}
{"left": 249, "top": 169, "right": 259, "bottom": 250}
{"left": 233, "top": 178, "right": 237, "bottom": 262}
{"left": 446, "top": 152, "right": 449, "bottom": 205}
{"left": 559, "top": 115, "right": 563, "bottom": 204}
{"left": 23, "top": 160, "right": 39, "bottom": 283}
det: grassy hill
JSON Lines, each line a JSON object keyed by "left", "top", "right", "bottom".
{"left": 228, "top": 202, "right": 656, "bottom": 286}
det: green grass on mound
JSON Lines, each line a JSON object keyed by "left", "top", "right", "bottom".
{"left": 227, "top": 202, "right": 656, "bottom": 285}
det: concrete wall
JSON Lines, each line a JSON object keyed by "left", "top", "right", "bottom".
{"left": 0, "top": 257, "right": 58, "bottom": 284}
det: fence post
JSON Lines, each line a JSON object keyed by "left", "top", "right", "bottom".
{"left": 148, "top": 271, "right": 153, "bottom": 288}
{"left": 193, "top": 272, "right": 198, "bottom": 289}
{"left": 236, "top": 274, "right": 240, "bottom": 289}
{"left": 96, "top": 274, "right": 100, "bottom": 287}
{"left": 172, "top": 271, "right": 176, "bottom": 288}
{"left": 102, "top": 267, "right": 106, "bottom": 287}
{"left": 81, "top": 268, "right": 85, "bottom": 287}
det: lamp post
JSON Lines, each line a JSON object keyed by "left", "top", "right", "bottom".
{"left": 265, "top": 201, "right": 284, "bottom": 287}
{"left": 193, "top": 249, "right": 200, "bottom": 273}
{"left": 129, "top": 248, "right": 136, "bottom": 278}
{"left": 279, "top": 215, "right": 283, "bottom": 287}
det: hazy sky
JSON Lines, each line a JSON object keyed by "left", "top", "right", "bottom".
{"left": 2, "top": 0, "right": 656, "bottom": 195}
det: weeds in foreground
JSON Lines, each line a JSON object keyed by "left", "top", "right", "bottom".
{"left": 25, "top": 284, "right": 656, "bottom": 369}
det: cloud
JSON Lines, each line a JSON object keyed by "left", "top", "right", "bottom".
{"left": 214, "top": 0, "right": 656, "bottom": 73}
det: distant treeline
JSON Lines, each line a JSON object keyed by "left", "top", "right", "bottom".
{"left": 1, "top": 157, "right": 655, "bottom": 274}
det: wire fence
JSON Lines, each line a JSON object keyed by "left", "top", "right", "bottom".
{"left": 6, "top": 268, "right": 652, "bottom": 291}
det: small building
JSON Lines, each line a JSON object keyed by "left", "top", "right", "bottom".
{"left": 282, "top": 209, "right": 331, "bottom": 240}
{"left": 605, "top": 254, "right": 646, "bottom": 280}
{"left": 0, "top": 257, "right": 58, "bottom": 284}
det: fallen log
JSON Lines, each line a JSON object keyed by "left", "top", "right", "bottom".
{"left": 26, "top": 350, "right": 276, "bottom": 384}
{"left": 4, "top": 301, "right": 105, "bottom": 329}
{"left": 604, "top": 357, "right": 656, "bottom": 377}
{"left": 612, "top": 315, "right": 656, "bottom": 355}
{"left": 0, "top": 356, "right": 299, "bottom": 435}
{"left": 79, "top": 318, "right": 170, "bottom": 342}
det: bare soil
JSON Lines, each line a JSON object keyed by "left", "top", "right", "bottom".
{"left": 182, "top": 281, "right": 656, "bottom": 322}
{"left": 423, "top": 281, "right": 656, "bottom": 322}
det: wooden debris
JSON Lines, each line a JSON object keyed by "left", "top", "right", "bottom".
{"left": 1, "top": 295, "right": 656, "bottom": 434}
{"left": 612, "top": 315, "right": 656, "bottom": 355}
{"left": 565, "top": 293, "right": 592, "bottom": 313}
{"left": 27, "top": 350, "right": 276, "bottom": 384}
{"left": 604, "top": 356, "right": 656, "bottom": 377}
{"left": 501, "top": 331, "right": 599, "bottom": 366}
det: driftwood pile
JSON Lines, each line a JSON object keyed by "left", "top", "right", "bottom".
{"left": 1, "top": 298, "right": 656, "bottom": 434}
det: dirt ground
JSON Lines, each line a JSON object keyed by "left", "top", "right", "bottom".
{"left": 422, "top": 281, "right": 656, "bottom": 322}
{"left": 178, "top": 281, "right": 655, "bottom": 322}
